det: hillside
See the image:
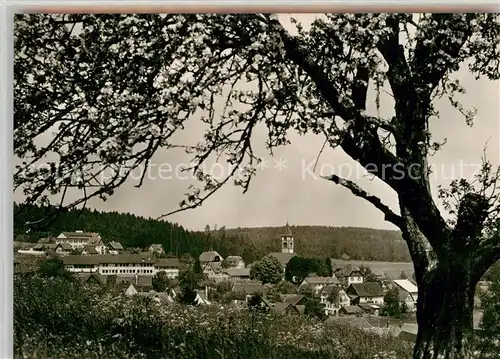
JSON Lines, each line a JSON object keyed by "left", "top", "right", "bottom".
{"left": 14, "top": 203, "right": 411, "bottom": 263}
{"left": 222, "top": 226, "right": 411, "bottom": 262}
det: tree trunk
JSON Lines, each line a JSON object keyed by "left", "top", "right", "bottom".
{"left": 413, "top": 261, "right": 477, "bottom": 359}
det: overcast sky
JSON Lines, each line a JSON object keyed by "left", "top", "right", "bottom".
{"left": 13, "top": 14, "right": 499, "bottom": 231}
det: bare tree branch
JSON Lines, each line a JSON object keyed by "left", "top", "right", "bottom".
{"left": 321, "top": 174, "right": 403, "bottom": 229}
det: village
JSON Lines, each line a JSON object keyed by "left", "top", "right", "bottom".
{"left": 14, "top": 223, "right": 489, "bottom": 343}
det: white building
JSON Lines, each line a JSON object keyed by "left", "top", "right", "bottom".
{"left": 107, "top": 241, "right": 124, "bottom": 255}
{"left": 224, "top": 255, "right": 245, "bottom": 269}
{"left": 320, "top": 285, "right": 350, "bottom": 316}
{"left": 346, "top": 282, "right": 385, "bottom": 305}
{"left": 63, "top": 254, "right": 179, "bottom": 278}
{"left": 281, "top": 222, "right": 294, "bottom": 254}
{"left": 56, "top": 231, "right": 105, "bottom": 253}
{"left": 199, "top": 250, "right": 224, "bottom": 265}
{"left": 393, "top": 279, "right": 419, "bottom": 312}
{"left": 334, "top": 265, "right": 364, "bottom": 286}
{"left": 154, "top": 258, "right": 181, "bottom": 279}
{"left": 300, "top": 276, "right": 341, "bottom": 296}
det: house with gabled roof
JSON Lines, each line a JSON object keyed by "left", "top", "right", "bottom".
{"left": 299, "top": 276, "right": 340, "bottom": 296}
{"left": 246, "top": 293, "right": 273, "bottom": 312}
{"left": 81, "top": 245, "right": 99, "bottom": 256}
{"left": 232, "top": 281, "right": 269, "bottom": 300}
{"left": 222, "top": 267, "right": 251, "bottom": 281}
{"left": 280, "top": 294, "right": 307, "bottom": 306}
{"left": 194, "top": 290, "right": 211, "bottom": 306}
{"left": 320, "top": 285, "right": 350, "bottom": 316}
{"left": 148, "top": 244, "right": 164, "bottom": 255}
{"left": 334, "top": 264, "right": 364, "bottom": 287}
{"left": 339, "top": 305, "right": 365, "bottom": 316}
{"left": 392, "top": 279, "right": 418, "bottom": 312}
{"left": 107, "top": 241, "right": 124, "bottom": 254}
{"left": 268, "top": 252, "right": 296, "bottom": 270}
{"left": 346, "top": 282, "right": 385, "bottom": 305}
{"left": 224, "top": 255, "right": 245, "bottom": 269}
{"left": 155, "top": 257, "right": 180, "bottom": 278}
{"left": 358, "top": 303, "right": 383, "bottom": 316}
{"left": 56, "top": 231, "right": 105, "bottom": 253}
{"left": 125, "top": 283, "right": 138, "bottom": 296}
{"left": 272, "top": 302, "right": 302, "bottom": 315}
{"left": 203, "top": 262, "right": 229, "bottom": 282}
{"left": 199, "top": 250, "right": 223, "bottom": 264}
{"left": 116, "top": 274, "right": 153, "bottom": 292}
{"left": 77, "top": 273, "right": 108, "bottom": 287}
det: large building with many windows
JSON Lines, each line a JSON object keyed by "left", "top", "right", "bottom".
{"left": 63, "top": 254, "right": 180, "bottom": 278}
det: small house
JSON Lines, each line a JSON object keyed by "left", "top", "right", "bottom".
{"left": 319, "top": 285, "right": 350, "bottom": 316}
{"left": 358, "top": 303, "right": 382, "bottom": 316}
{"left": 346, "top": 282, "right": 385, "bottom": 305}
{"left": 194, "top": 290, "right": 211, "bottom": 306}
{"left": 199, "top": 250, "right": 224, "bottom": 265}
{"left": 339, "top": 305, "right": 364, "bottom": 316}
{"left": 125, "top": 284, "right": 139, "bottom": 296}
{"left": 203, "top": 262, "right": 229, "bottom": 282}
{"left": 148, "top": 244, "right": 165, "bottom": 255}
{"left": 107, "top": 241, "right": 124, "bottom": 254}
{"left": 392, "top": 279, "right": 418, "bottom": 312}
{"left": 155, "top": 257, "right": 180, "bottom": 279}
{"left": 224, "top": 255, "right": 245, "bottom": 269}
{"left": 223, "top": 267, "right": 251, "bottom": 281}
{"left": 300, "top": 276, "right": 340, "bottom": 296}
{"left": 272, "top": 302, "right": 302, "bottom": 315}
{"left": 81, "top": 245, "right": 99, "bottom": 256}
{"left": 334, "top": 265, "right": 364, "bottom": 286}
{"left": 280, "top": 294, "right": 307, "bottom": 306}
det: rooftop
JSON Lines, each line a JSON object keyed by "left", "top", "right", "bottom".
{"left": 303, "top": 276, "right": 340, "bottom": 285}
{"left": 199, "top": 251, "right": 223, "bottom": 263}
{"left": 108, "top": 241, "right": 124, "bottom": 250}
{"left": 268, "top": 252, "right": 296, "bottom": 267}
{"left": 63, "top": 254, "right": 158, "bottom": 265}
{"left": 223, "top": 268, "right": 251, "bottom": 277}
{"left": 282, "top": 222, "right": 293, "bottom": 237}
{"left": 348, "top": 282, "right": 384, "bottom": 297}
{"left": 280, "top": 294, "right": 305, "bottom": 306}
{"left": 393, "top": 279, "right": 418, "bottom": 294}
{"left": 155, "top": 258, "right": 180, "bottom": 267}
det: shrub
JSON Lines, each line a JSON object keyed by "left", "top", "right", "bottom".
{"left": 14, "top": 273, "right": 413, "bottom": 359}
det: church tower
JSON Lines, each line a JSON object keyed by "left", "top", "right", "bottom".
{"left": 281, "top": 222, "right": 294, "bottom": 254}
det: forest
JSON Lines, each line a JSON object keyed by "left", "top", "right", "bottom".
{"left": 14, "top": 203, "right": 411, "bottom": 263}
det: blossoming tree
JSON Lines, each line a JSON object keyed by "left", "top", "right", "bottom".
{"left": 14, "top": 13, "right": 500, "bottom": 358}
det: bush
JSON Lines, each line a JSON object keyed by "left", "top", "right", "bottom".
{"left": 14, "top": 273, "right": 413, "bottom": 359}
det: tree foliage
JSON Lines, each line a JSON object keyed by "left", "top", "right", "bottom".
{"left": 304, "top": 297, "right": 326, "bottom": 321}
{"left": 14, "top": 13, "right": 500, "bottom": 358}
{"left": 249, "top": 255, "right": 283, "bottom": 284}
{"left": 380, "top": 287, "right": 403, "bottom": 318}
{"left": 327, "top": 287, "right": 341, "bottom": 307}
{"left": 285, "top": 256, "right": 331, "bottom": 283}
{"left": 152, "top": 271, "right": 169, "bottom": 292}
{"left": 38, "top": 258, "right": 73, "bottom": 280}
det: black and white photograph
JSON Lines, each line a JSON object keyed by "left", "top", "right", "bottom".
{"left": 11, "top": 12, "right": 500, "bottom": 359}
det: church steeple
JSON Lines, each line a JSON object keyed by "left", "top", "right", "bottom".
{"left": 281, "top": 222, "right": 294, "bottom": 254}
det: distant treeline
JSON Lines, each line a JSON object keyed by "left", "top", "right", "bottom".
{"left": 13, "top": 203, "right": 411, "bottom": 263}
{"left": 223, "top": 226, "right": 411, "bottom": 262}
